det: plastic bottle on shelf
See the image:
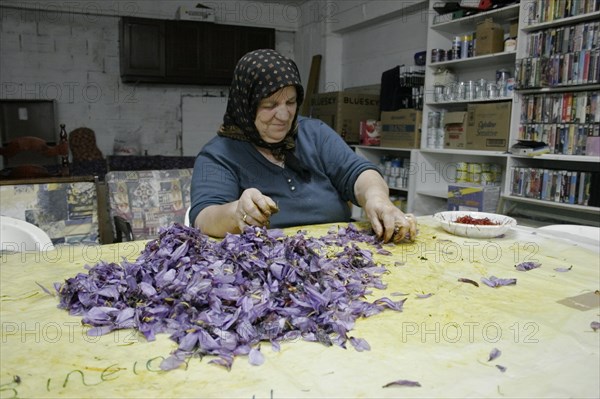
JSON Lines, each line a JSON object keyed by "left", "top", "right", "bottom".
{"left": 461, "top": 34, "right": 471, "bottom": 59}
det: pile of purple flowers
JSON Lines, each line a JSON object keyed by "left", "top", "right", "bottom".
{"left": 55, "top": 224, "right": 405, "bottom": 370}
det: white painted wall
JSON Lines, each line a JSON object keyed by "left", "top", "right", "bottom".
{"left": 0, "top": 1, "right": 297, "bottom": 157}
{"left": 0, "top": 0, "right": 428, "bottom": 157}
{"left": 341, "top": 3, "right": 429, "bottom": 88}
{"left": 293, "top": 0, "right": 428, "bottom": 92}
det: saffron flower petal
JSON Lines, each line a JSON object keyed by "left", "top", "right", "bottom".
{"left": 248, "top": 346, "right": 265, "bottom": 366}
{"left": 458, "top": 278, "right": 479, "bottom": 287}
{"left": 515, "top": 262, "right": 541, "bottom": 271}
{"left": 481, "top": 276, "right": 517, "bottom": 288}
{"left": 554, "top": 266, "right": 573, "bottom": 272}
{"left": 54, "top": 223, "right": 405, "bottom": 369}
{"left": 488, "top": 348, "right": 501, "bottom": 362}
{"left": 383, "top": 379, "right": 421, "bottom": 388}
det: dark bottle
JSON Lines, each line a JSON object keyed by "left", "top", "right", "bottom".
{"left": 59, "top": 124, "right": 69, "bottom": 174}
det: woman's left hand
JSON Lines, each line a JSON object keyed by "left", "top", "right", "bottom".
{"left": 363, "top": 197, "right": 417, "bottom": 243}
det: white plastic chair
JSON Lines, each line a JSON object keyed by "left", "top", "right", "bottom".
{"left": 0, "top": 215, "right": 55, "bottom": 252}
{"left": 537, "top": 224, "right": 600, "bottom": 253}
{"left": 538, "top": 224, "right": 600, "bottom": 240}
{"left": 184, "top": 207, "right": 191, "bottom": 227}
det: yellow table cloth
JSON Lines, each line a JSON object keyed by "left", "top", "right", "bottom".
{"left": 1, "top": 217, "right": 599, "bottom": 398}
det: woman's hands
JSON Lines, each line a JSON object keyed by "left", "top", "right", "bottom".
{"left": 235, "top": 188, "right": 279, "bottom": 230}
{"left": 194, "top": 188, "right": 278, "bottom": 237}
{"left": 354, "top": 169, "right": 418, "bottom": 243}
{"left": 363, "top": 195, "right": 417, "bottom": 243}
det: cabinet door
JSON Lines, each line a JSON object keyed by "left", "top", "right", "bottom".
{"left": 203, "top": 24, "right": 239, "bottom": 85}
{"left": 165, "top": 21, "right": 205, "bottom": 80}
{"left": 119, "top": 18, "right": 165, "bottom": 79}
{"left": 203, "top": 25, "right": 276, "bottom": 85}
{"left": 238, "top": 26, "right": 276, "bottom": 56}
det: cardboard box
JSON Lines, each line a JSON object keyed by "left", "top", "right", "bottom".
{"left": 380, "top": 109, "right": 422, "bottom": 148}
{"left": 509, "top": 19, "right": 518, "bottom": 38}
{"left": 475, "top": 18, "right": 505, "bottom": 55}
{"left": 447, "top": 184, "right": 501, "bottom": 212}
{"left": 466, "top": 102, "right": 511, "bottom": 151}
{"left": 309, "top": 92, "right": 380, "bottom": 143}
{"left": 359, "top": 120, "right": 381, "bottom": 146}
{"left": 176, "top": 5, "right": 215, "bottom": 21}
{"left": 444, "top": 111, "right": 467, "bottom": 149}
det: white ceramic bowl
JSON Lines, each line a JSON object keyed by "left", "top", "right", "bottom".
{"left": 433, "top": 211, "right": 517, "bottom": 238}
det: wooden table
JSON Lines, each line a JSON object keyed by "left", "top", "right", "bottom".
{"left": 1, "top": 217, "right": 598, "bottom": 398}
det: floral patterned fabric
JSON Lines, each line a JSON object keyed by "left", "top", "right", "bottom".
{"left": 105, "top": 169, "right": 192, "bottom": 240}
{"left": 0, "top": 181, "right": 99, "bottom": 244}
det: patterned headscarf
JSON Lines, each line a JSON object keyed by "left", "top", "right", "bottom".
{"left": 218, "top": 49, "right": 310, "bottom": 181}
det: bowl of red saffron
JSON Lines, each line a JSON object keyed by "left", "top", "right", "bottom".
{"left": 433, "top": 211, "right": 517, "bottom": 238}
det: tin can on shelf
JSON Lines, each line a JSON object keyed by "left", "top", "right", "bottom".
{"left": 506, "top": 77, "right": 515, "bottom": 97}
{"left": 456, "top": 171, "right": 468, "bottom": 182}
{"left": 456, "top": 81, "right": 466, "bottom": 100}
{"left": 467, "top": 163, "right": 482, "bottom": 173}
{"left": 461, "top": 35, "right": 471, "bottom": 59}
{"left": 468, "top": 172, "right": 481, "bottom": 184}
{"left": 487, "top": 83, "right": 499, "bottom": 99}
{"left": 496, "top": 68, "right": 511, "bottom": 97}
{"left": 504, "top": 38, "right": 517, "bottom": 52}
{"left": 444, "top": 83, "right": 456, "bottom": 101}
{"left": 452, "top": 36, "right": 461, "bottom": 51}
{"left": 474, "top": 80, "right": 485, "bottom": 99}
{"left": 496, "top": 69, "right": 511, "bottom": 82}
{"left": 433, "top": 85, "right": 444, "bottom": 102}
{"left": 466, "top": 80, "right": 477, "bottom": 100}
{"left": 490, "top": 164, "right": 502, "bottom": 182}
{"left": 431, "top": 49, "right": 445, "bottom": 63}
{"left": 481, "top": 172, "right": 494, "bottom": 185}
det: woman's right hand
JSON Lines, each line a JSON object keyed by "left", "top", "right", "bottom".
{"left": 235, "top": 188, "right": 279, "bottom": 230}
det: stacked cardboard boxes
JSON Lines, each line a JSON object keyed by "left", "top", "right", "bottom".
{"left": 309, "top": 92, "right": 380, "bottom": 144}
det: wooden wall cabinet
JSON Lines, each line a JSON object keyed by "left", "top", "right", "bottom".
{"left": 119, "top": 17, "right": 275, "bottom": 85}
{"left": 119, "top": 18, "right": 166, "bottom": 80}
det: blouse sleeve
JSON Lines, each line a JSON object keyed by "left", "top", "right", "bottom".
{"left": 299, "top": 118, "right": 380, "bottom": 205}
{"left": 189, "top": 149, "right": 240, "bottom": 225}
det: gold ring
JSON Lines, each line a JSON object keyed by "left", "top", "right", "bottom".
{"left": 243, "top": 213, "right": 248, "bottom": 223}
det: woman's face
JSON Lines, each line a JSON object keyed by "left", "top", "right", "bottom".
{"left": 255, "top": 86, "right": 298, "bottom": 143}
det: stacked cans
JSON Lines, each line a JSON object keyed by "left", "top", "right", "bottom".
{"left": 496, "top": 69, "right": 515, "bottom": 97}
{"left": 389, "top": 195, "right": 407, "bottom": 212}
{"left": 426, "top": 111, "right": 445, "bottom": 149}
{"left": 432, "top": 77, "right": 512, "bottom": 103}
{"left": 379, "top": 156, "right": 411, "bottom": 189}
{"left": 430, "top": 33, "right": 474, "bottom": 64}
{"left": 454, "top": 162, "right": 502, "bottom": 185}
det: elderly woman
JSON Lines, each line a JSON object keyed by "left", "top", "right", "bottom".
{"left": 190, "top": 49, "right": 417, "bottom": 242}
